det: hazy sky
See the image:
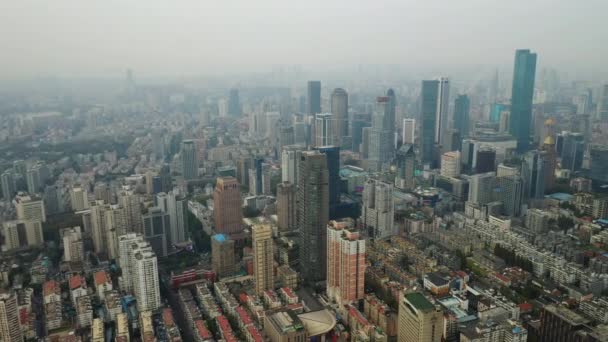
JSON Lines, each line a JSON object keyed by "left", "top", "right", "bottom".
{"left": 1, "top": 0, "right": 606, "bottom": 79}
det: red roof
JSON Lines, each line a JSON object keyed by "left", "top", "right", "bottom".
{"left": 69, "top": 275, "right": 86, "bottom": 290}
{"left": 162, "top": 308, "right": 175, "bottom": 327}
{"left": 518, "top": 302, "right": 533, "bottom": 313}
{"left": 94, "top": 271, "right": 110, "bottom": 286}
{"left": 281, "top": 287, "right": 296, "bottom": 298}
{"left": 43, "top": 280, "right": 60, "bottom": 298}
{"left": 236, "top": 306, "right": 252, "bottom": 326}
{"left": 348, "top": 305, "right": 369, "bottom": 327}
{"left": 239, "top": 293, "right": 249, "bottom": 304}
{"left": 494, "top": 273, "right": 511, "bottom": 283}
{"left": 216, "top": 315, "right": 233, "bottom": 334}
{"left": 247, "top": 325, "right": 264, "bottom": 342}
{"left": 194, "top": 319, "right": 212, "bottom": 339}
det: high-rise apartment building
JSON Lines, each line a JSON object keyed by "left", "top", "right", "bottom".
{"left": 118, "top": 188, "right": 142, "bottom": 234}
{"left": 395, "top": 144, "right": 416, "bottom": 190}
{"left": 14, "top": 193, "right": 46, "bottom": 223}
{"left": 297, "top": 151, "right": 329, "bottom": 283}
{"left": 315, "top": 146, "right": 340, "bottom": 219}
{"left": 596, "top": 84, "right": 608, "bottom": 121}
{"left": 142, "top": 207, "right": 170, "bottom": 257}
{"left": 252, "top": 224, "right": 274, "bottom": 295}
{"left": 118, "top": 234, "right": 160, "bottom": 312}
{"left": 211, "top": 234, "right": 236, "bottom": 278}
{"left": 281, "top": 145, "right": 304, "bottom": 184}
{"left": 276, "top": 182, "right": 296, "bottom": 232}
{"left": 402, "top": 118, "right": 415, "bottom": 145}
{"left": 361, "top": 179, "right": 394, "bottom": 239}
{"left": 398, "top": 292, "right": 443, "bottom": 342}
{"left": 326, "top": 220, "right": 365, "bottom": 304}
{"left": 62, "top": 226, "right": 85, "bottom": 262}
{"left": 2, "top": 220, "right": 43, "bottom": 251}
{"left": 453, "top": 94, "right": 470, "bottom": 138}
{"left": 90, "top": 200, "right": 110, "bottom": 255}
{"left": 440, "top": 151, "right": 461, "bottom": 178}
{"left": 523, "top": 150, "right": 547, "bottom": 200}
{"left": 213, "top": 177, "right": 243, "bottom": 236}
{"left": 166, "top": 191, "right": 188, "bottom": 245}
{"left": 331, "top": 88, "right": 349, "bottom": 147}
{"left": 1, "top": 171, "right": 15, "bottom": 201}
{"left": 0, "top": 292, "right": 22, "bottom": 342}
{"left": 70, "top": 185, "right": 90, "bottom": 211}
{"left": 181, "top": 140, "right": 198, "bottom": 180}
{"left": 314, "top": 113, "right": 336, "bottom": 147}
{"left": 495, "top": 175, "right": 524, "bottom": 217}
{"left": 509, "top": 49, "right": 537, "bottom": 153}
{"left": 104, "top": 204, "right": 128, "bottom": 260}
{"left": 307, "top": 81, "right": 321, "bottom": 114}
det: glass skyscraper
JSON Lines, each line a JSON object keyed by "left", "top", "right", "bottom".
{"left": 509, "top": 49, "right": 537, "bottom": 153}
{"left": 454, "top": 94, "right": 470, "bottom": 138}
{"left": 307, "top": 81, "right": 321, "bottom": 114}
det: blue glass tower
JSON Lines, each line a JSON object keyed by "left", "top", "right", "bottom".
{"left": 509, "top": 49, "right": 537, "bottom": 153}
{"left": 315, "top": 146, "right": 340, "bottom": 219}
{"left": 454, "top": 94, "right": 470, "bottom": 138}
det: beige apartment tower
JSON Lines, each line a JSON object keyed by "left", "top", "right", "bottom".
{"left": 398, "top": 292, "right": 443, "bottom": 342}
{"left": 252, "top": 224, "right": 274, "bottom": 295}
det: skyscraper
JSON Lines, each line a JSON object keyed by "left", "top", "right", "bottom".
{"left": 361, "top": 179, "right": 394, "bottom": 239}
{"left": 453, "top": 94, "right": 470, "bottom": 138}
{"left": 314, "top": 113, "right": 336, "bottom": 147}
{"left": 118, "top": 188, "right": 142, "bottom": 234}
{"left": 142, "top": 207, "right": 170, "bottom": 257}
{"left": 297, "top": 151, "right": 329, "bottom": 283}
{"left": 560, "top": 132, "right": 584, "bottom": 172}
{"left": 1, "top": 171, "right": 15, "bottom": 201}
{"left": 276, "top": 182, "right": 296, "bottom": 232}
{"left": 420, "top": 78, "right": 449, "bottom": 166}
{"left": 590, "top": 144, "right": 608, "bottom": 186}
{"left": 495, "top": 175, "right": 524, "bottom": 217}
{"left": 281, "top": 145, "right": 304, "bottom": 184}
{"left": 509, "top": 49, "right": 537, "bottom": 153}
{"left": 0, "top": 292, "right": 22, "bottom": 342}
{"left": 467, "top": 172, "right": 496, "bottom": 205}
{"left": 227, "top": 88, "right": 241, "bottom": 117}
{"left": 62, "top": 226, "right": 85, "bottom": 262}
{"left": 331, "top": 88, "right": 349, "bottom": 147}
{"left": 541, "top": 135, "right": 557, "bottom": 191}
{"left": 211, "top": 234, "right": 236, "bottom": 278}
{"left": 440, "top": 151, "right": 461, "bottom": 178}
{"left": 395, "top": 144, "right": 416, "bottom": 190}
{"left": 523, "top": 150, "right": 547, "bottom": 200}
{"left": 326, "top": 220, "right": 365, "bottom": 304}
{"left": 475, "top": 147, "right": 496, "bottom": 174}
{"left": 369, "top": 96, "right": 395, "bottom": 171}
{"left": 181, "top": 140, "right": 198, "bottom": 180}
{"left": 90, "top": 200, "right": 110, "bottom": 255}
{"left": 315, "top": 146, "right": 340, "bottom": 219}
{"left": 398, "top": 292, "right": 443, "bottom": 342}
{"left": 213, "top": 177, "right": 243, "bottom": 236}
{"left": 166, "top": 191, "right": 188, "bottom": 246}
{"left": 252, "top": 224, "right": 274, "bottom": 295}
{"left": 307, "top": 81, "right": 321, "bottom": 114}
{"left": 70, "top": 185, "right": 90, "bottom": 212}
{"left": 596, "top": 84, "right": 608, "bottom": 121}
{"left": 131, "top": 239, "right": 161, "bottom": 312}
{"left": 402, "top": 118, "right": 415, "bottom": 145}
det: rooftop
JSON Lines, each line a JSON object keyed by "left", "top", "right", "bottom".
{"left": 405, "top": 292, "right": 435, "bottom": 312}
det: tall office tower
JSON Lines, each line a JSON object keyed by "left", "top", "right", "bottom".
{"left": 442, "top": 129, "right": 461, "bottom": 153}
{"left": 252, "top": 224, "right": 274, "bottom": 295}
{"left": 93, "top": 183, "right": 112, "bottom": 204}
{"left": 14, "top": 193, "right": 46, "bottom": 223}
{"left": 118, "top": 188, "right": 142, "bottom": 234}
{"left": 453, "top": 94, "right": 470, "bottom": 138}
{"left": 307, "top": 81, "right": 321, "bottom": 114}
{"left": 315, "top": 146, "right": 340, "bottom": 219}
{"left": 351, "top": 114, "right": 371, "bottom": 153}
{"left": 70, "top": 185, "right": 90, "bottom": 212}
{"left": 293, "top": 121, "right": 309, "bottom": 146}
{"left": 62, "top": 226, "right": 85, "bottom": 262}
{"left": 597, "top": 84, "right": 608, "bottom": 121}
{"left": 369, "top": 96, "right": 395, "bottom": 171}
{"left": 538, "top": 305, "right": 591, "bottom": 342}
{"left": 395, "top": 144, "right": 416, "bottom": 190}
{"left": 509, "top": 49, "right": 537, "bottom": 153}
{"left": 167, "top": 191, "right": 188, "bottom": 245}
{"left": 1, "top": 171, "right": 15, "bottom": 201}
{"left": 297, "top": 151, "right": 329, "bottom": 283}
{"left": 0, "top": 292, "right": 22, "bottom": 342}
{"left": 387, "top": 88, "right": 397, "bottom": 126}
{"left": 331, "top": 88, "right": 349, "bottom": 147}
{"left": 499, "top": 110, "right": 510, "bottom": 133}
{"left": 25, "top": 169, "right": 40, "bottom": 195}
{"left": 159, "top": 164, "right": 172, "bottom": 193}
{"left": 560, "top": 132, "right": 585, "bottom": 172}
{"left": 227, "top": 88, "right": 241, "bottom": 117}
{"left": 90, "top": 200, "right": 110, "bottom": 255}
{"left": 130, "top": 240, "right": 161, "bottom": 312}
{"left": 468, "top": 172, "right": 496, "bottom": 205}
{"left": 142, "top": 207, "right": 170, "bottom": 257}
{"left": 145, "top": 171, "right": 156, "bottom": 195}
{"left": 402, "top": 118, "right": 416, "bottom": 144}
{"left": 250, "top": 157, "right": 264, "bottom": 195}
{"left": 398, "top": 292, "right": 443, "bottom": 342}
{"left": 104, "top": 205, "right": 128, "bottom": 260}
{"left": 495, "top": 175, "right": 524, "bottom": 217}
{"left": 440, "top": 151, "right": 461, "bottom": 178}
{"left": 43, "top": 185, "right": 62, "bottom": 215}
{"left": 490, "top": 68, "right": 499, "bottom": 103}
{"left": 326, "top": 220, "right": 365, "bottom": 304}
{"left": 314, "top": 113, "right": 336, "bottom": 147}
{"left": 541, "top": 135, "right": 557, "bottom": 191}
{"left": 279, "top": 126, "right": 295, "bottom": 150}
{"left": 420, "top": 78, "right": 449, "bottom": 166}
{"left": 523, "top": 150, "right": 547, "bottom": 200}
{"left": 277, "top": 182, "right": 296, "bottom": 232}
{"left": 151, "top": 130, "right": 165, "bottom": 160}
{"left": 211, "top": 234, "right": 236, "bottom": 278}
{"left": 590, "top": 144, "right": 608, "bottom": 186}
{"left": 361, "top": 179, "right": 394, "bottom": 239}
{"left": 281, "top": 145, "right": 304, "bottom": 184}
{"left": 237, "top": 156, "right": 252, "bottom": 187}
{"left": 181, "top": 140, "right": 198, "bottom": 180}
{"left": 361, "top": 126, "right": 372, "bottom": 158}
{"left": 475, "top": 147, "right": 496, "bottom": 173}
{"left": 213, "top": 177, "right": 243, "bottom": 236}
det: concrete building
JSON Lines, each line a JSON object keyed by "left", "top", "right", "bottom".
{"left": 211, "top": 234, "right": 236, "bottom": 279}
{"left": 398, "top": 292, "right": 443, "bottom": 342}
{"left": 307, "top": 81, "right": 321, "bottom": 115}
{"left": 361, "top": 179, "right": 394, "bottom": 239}
{"left": 1, "top": 220, "right": 43, "bottom": 251}
{"left": 0, "top": 292, "right": 22, "bottom": 342}
{"left": 181, "top": 140, "right": 198, "bottom": 180}
{"left": 314, "top": 113, "right": 336, "bottom": 147}
{"left": 265, "top": 310, "right": 308, "bottom": 342}
{"left": 395, "top": 144, "right": 416, "bottom": 190}
{"left": 142, "top": 207, "right": 170, "bottom": 257}
{"left": 402, "top": 118, "right": 416, "bottom": 144}
{"left": 130, "top": 238, "right": 161, "bottom": 312}
{"left": 331, "top": 88, "right": 349, "bottom": 148}
{"left": 62, "top": 226, "right": 85, "bottom": 262}
{"left": 327, "top": 220, "right": 365, "bottom": 304}
{"left": 70, "top": 185, "right": 90, "bottom": 211}
{"left": 213, "top": 177, "right": 243, "bottom": 236}
{"left": 276, "top": 182, "right": 296, "bottom": 232}
{"left": 441, "top": 151, "right": 461, "bottom": 178}
{"left": 118, "top": 188, "right": 142, "bottom": 234}
{"left": 368, "top": 96, "right": 395, "bottom": 171}
{"left": 14, "top": 193, "right": 46, "bottom": 223}
{"left": 1, "top": 171, "right": 15, "bottom": 201}
{"left": 252, "top": 224, "right": 274, "bottom": 295}
{"left": 281, "top": 145, "right": 304, "bottom": 184}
